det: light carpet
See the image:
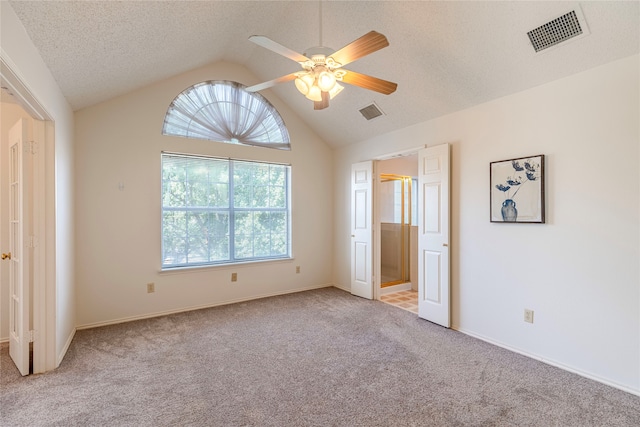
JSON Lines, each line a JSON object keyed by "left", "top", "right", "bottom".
{"left": 1, "top": 287, "right": 639, "bottom": 426}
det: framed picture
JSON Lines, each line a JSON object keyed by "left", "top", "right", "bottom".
{"left": 490, "top": 154, "right": 545, "bottom": 223}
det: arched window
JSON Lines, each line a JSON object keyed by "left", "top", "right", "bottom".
{"left": 162, "top": 80, "right": 290, "bottom": 150}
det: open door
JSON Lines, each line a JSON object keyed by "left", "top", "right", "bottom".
{"left": 418, "top": 144, "right": 450, "bottom": 327}
{"left": 7, "top": 119, "right": 31, "bottom": 376}
{"left": 351, "top": 161, "right": 374, "bottom": 299}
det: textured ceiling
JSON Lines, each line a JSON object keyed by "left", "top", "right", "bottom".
{"left": 7, "top": 1, "right": 640, "bottom": 147}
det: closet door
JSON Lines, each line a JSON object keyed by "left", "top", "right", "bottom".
{"left": 351, "top": 161, "right": 374, "bottom": 299}
{"left": 417, "top": 144, "right": 450, "bottom": 327}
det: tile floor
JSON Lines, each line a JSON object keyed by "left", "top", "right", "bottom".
{"left": 379, "top": 290, "right": 418, "bottom": 314}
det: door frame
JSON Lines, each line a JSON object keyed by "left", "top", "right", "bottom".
{"left": 1, "top": 54, "right": 56, "bottom": 373}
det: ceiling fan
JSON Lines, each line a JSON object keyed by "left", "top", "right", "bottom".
{"left": 245, "top": 31, "right": 398, "bottom": 110}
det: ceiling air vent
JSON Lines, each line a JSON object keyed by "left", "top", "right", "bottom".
{"left": 359, "top": 103, "right": 384, "bottom": 121}
{"left": 527, "top": 10, "right": 585, "bottom": 53}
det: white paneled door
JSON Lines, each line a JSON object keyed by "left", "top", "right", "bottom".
{"left": 7, "top": 119, "right": 31, "bottom": 376}
{"left": 351, "top": 161, "right": 374, "bottom": 299}
{"left": 418, "top": 144, "right": 450, "bottom": 327}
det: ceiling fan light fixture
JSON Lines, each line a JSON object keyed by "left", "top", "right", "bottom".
{"left": 305, "top": 84, "right": 323, "bottom": 102}
{"left": 329, "top": 83, "right": 343, "bottom": 99}
{"left": 317, "top": 70, "right": 337, "bottom": 92}
{"left": 294, "top": 73, "right": 314, "bottom": 95}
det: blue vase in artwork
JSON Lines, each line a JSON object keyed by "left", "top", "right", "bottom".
{"left": 501, "top": 199, "right": 518, "bottom": 222}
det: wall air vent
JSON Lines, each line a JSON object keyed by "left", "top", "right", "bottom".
{"left": 359, "top": 103, "right": 385, "bottom": 121}
{"left": 527, "top": 10, "right": 587, "bottom": 53}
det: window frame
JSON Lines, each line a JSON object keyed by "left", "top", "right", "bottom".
{"left": 161, "top": 151, "right": 292, "bottom": 270}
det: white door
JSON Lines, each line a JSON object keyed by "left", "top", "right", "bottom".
{"left": 351, "top": 161, "right": 374, "bottom": 299}
{"left": 8, "top": 119, "right": 31, "bottom": 376}
{"left": 418, "top": 144, "right": 450, "bottom": 327}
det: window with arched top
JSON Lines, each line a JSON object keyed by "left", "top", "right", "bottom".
{"left": 162, "top": 80, "right": 291, "bottom": 150}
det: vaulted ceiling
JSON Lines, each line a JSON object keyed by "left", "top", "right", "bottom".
{"left": 7, "top": 1, "right": 639, "bottom": 147}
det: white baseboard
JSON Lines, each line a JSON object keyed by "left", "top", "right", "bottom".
{"left": 77, "top": 283, "right": 334, "bottom": 330}
{"left": 380, "top": 282, "right": 412, "bottom": 294}
{"left": 332, "top": 283, "right": 350, "bottom": 292}
{"left": 454, "top": 325, "right": 640, "bottom": 397}
{"left": 333, "top": 283, "right": 415, "bottom": 296}
{"left": 0, "top": 336, "right": 8, "bottom": 344}
{"left": 57, "top": 327, "right": 76, "bottom": 367}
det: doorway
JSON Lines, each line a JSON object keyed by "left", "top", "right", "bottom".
{"left": 1, "top": 67, "right": 54, "bottom": 374}
{"left": 351, "top": 144, "right": 451, "bottom": 327}
{"left": 377, "top": 157, "right": 419, "bottom": 314}
{"left": 379, "top": 174, "right": 412, "bottom": 287}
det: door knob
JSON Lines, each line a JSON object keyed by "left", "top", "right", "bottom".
{"left": 1, "top": 252, "right": 11, "bottom": 260}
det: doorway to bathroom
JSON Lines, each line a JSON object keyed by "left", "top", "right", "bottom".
{"left": 378, "top": 157, "right": 418, "bottom": 314}
{"left": 350, "top": 144, "right": 450, "bottom": 326}
{"left": 379, "top": 174, "right": 412, "bottom": 287}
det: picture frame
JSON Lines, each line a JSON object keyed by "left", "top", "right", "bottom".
{"left": 490, "top": 154, "right": 545, "bottom": 223}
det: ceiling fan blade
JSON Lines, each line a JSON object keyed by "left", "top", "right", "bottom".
{"left": 329, "top": 31, "right": 389, "bottom": 67}
{"left": 245, "top": 73, "right": 299, "bottom": 93}
{"left": 314, "top": 91, "right": 330, "bottom": 110}
{"left": 249, "top": 35, "right": 310, "bottom": 63}
{"left": 341, "top": 70, "right": 397, "bottom": 95}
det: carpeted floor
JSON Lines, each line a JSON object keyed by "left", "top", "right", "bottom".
{"left": 1, "top": 287, "right": 639, "bottom": 426}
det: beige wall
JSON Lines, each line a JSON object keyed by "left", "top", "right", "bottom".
{"left": 378, "top": 155, "right": 418, "bottom": 177}
{"left": 333, "top": 55, "right": 640, "bottom": 393}
{"left": 74, "top": 61, "right": 334, "bottom": 327}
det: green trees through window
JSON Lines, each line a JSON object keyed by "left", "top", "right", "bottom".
{"left": 162, "top": 153, "right": 290, "bottom": 268}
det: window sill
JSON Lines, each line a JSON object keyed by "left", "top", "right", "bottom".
{"left": 158, "top": 257, "right": 294, "bottom": 275}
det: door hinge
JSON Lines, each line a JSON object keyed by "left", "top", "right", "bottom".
{"left": 29, "top": 330, "right": 35, "bottom": 343}
{"left": 27, "top": 236, "right": 38, "bottom": 248}
{"left": 25, "top": 141, "right": 38, "bottom": 155}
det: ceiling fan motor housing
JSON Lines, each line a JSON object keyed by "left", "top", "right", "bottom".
{"left": 303, "top": 46, "right": 334, "bottom": 59}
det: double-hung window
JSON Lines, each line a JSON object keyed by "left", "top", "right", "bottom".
{"left": 161, "top": 153, "right": 291, "bottom": 268}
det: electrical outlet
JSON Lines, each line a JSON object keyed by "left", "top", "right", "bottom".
{"left": 296, "top": 266, "right": 300, "bottom": 274}
{"left": 231, "top": 272, "right": 237, "bottom": 282}
{"left": 147, "top": 282, "right": 155, "bottom": 293}
{"left": 524, "top": 309, "right": 534, "bottom": 323}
